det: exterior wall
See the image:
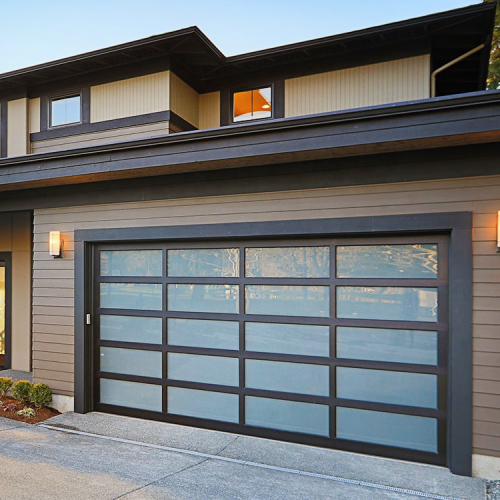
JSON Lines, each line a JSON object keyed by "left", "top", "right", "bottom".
{"left": 7, "top": 98, "right": 29, "bottom": 157}
{"left": 170, "top": 73, "right": 199, "bottom": 128}
{"left": 199, "top": 92, "right": 221, "bottom": 129}
{"left": 0, "top": 211, "right": 31, "bottom": 371}
{"left": 90, "top": 71, "right": 170, "bottom": 123}
{"left": 29, "top": 98, "right": 41, "bottom": 134}
{"left": 31, "top": 121, "right": 170, "bottom": 154}
{"left": 285, "top": 55, "right": 430, "bottom": 117}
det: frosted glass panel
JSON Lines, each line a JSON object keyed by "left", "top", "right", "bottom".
{"left": 246, "top": 359, "right": 329, "bottom": 396}
{"left": 168, "top": 318, "right": 239, "bottom": 350}
{"left": 100, "top": 379, "right": 162, "bottom": 412}
{"left": 168, "top": 284, "right": 238, "bottom": 314}
{"left": 168, "top": 387, "right": 239, "bottom": 423}
{"left": 337, "top": 407, "right": 438, "bottom": 453}
{"left": 100, "top": 347, "right": 162, "bottom": 378}
{"left": 168, "top": 353, "right": 239, "bottom": 386}
{"left": 337, "top": 327, "right": 438, "bottom": 365}
{"left": 100, "top": 283, "right": 162, "bottom": 311}
{"left": 245, "top": 322, "right": 329, "bottom": 357}
{"left": 100, "top": 250, "right": 162, "bottom": 277}
{"left": 337, "top": 244, "right": 438, "bottom": 278}
{"left": 246, "top": 397, "right": 329, "bottom": 436}
{"left": 246, "top": 285, "right": 329, "bottom": 317}
{"left": 245, "top": 247, "right": 329, "bottom": 278}
{"left": 100, "top": 315, "right": 162, "bottom": 344}
{"left": 337, "top": 367, "right": 437, "bottom": 409}
{"left": 168, "top": 248, "right": 239, "bottom": 277}
{"left": 0, "top": 267, "right": 4, "bottom": 358}
{"left": 337, "top": 287, "right": 438, "bottom": 322}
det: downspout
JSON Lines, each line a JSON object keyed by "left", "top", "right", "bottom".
{"left": 431, "top": 44, "right": 485, "bottom": 97}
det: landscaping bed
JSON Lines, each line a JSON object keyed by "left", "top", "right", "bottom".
{"left": 0, "top": 395, "right": 60, "bottom": 424}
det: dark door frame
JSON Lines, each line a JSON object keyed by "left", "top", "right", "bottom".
{"left": 74, "top": 211, "right": 473, "bottom": 476}
{"left": 0, "top": 252, "right": 12, "bottom": 370}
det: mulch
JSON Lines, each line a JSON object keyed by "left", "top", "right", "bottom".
{"left": 0, "top": 395, "right": 60, "bottom": 424}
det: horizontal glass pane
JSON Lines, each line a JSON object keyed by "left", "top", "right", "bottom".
{"left": 100, "top": 315, "right": 163, "bottom": 344}
{"left": 168, "top": 248, "right": 239, "bottom": 277}
{"left": 246, "top": 397, "right": 329, "bottom": 436}
{"left": 337, "top": 244, "right": 438, "bottom": 279}
{"left": 337, "top": 327, "right": 438, "bottom": 365}
{"left": 337, "top": 407, "right": 438, "bottom": 453}
{"left": 168, "top": 318, "right": 239, "bottom": 350}
{"left": 168, "top": 387, "right": 239, "bottom": 423}
{"left": 100, "top": 250, "right": 162, "bottom": 277}
{"left": 246, "top": 285, "right": 329, "bottom": 318}
{"left": 100, "top": 347, "right": 162, "bottom": 378}
{"left": 168, "top": 284, "right": 238, "bottom": 314}
{"left": 245, "top": 322, "right": 329, "bottom": 357}
{"left": 336, "top": 287, "right": 438, "bottom": 322}
{"left": 100, "top": 283, "right": 162, "bottom": 311}
{"left": 51, "top": 95, "right": 81, "bottom": 126}
{"left": 245, "top": 247, "right": 329, "bottom": 278}
{"left": 100, "top": 379, "right": 162, "bottom": 412}
{"left": 168, "top": 353, "right": 239, "bottom": 387}
{"left": 337, "top": 367, "right": 437, "bottom": 409}
{"left": 246, "top": 359, "right": 329, "bottom": 396}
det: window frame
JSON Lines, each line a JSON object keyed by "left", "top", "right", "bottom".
{"left": 48, "top": 91, "right": 83, "bottom": 129}
{"left": 231, "top": 84, "right": 275, "bottom": 124}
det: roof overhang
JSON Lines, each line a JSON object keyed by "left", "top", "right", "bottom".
{"left": 0, "top": 90, "right": 499, "bottom": 192}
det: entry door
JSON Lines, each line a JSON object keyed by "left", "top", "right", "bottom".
{"left": 92, "top": 236, "right": 448, "bottom": 465}
{"left": 0, "top": 253, "right": 11, "bottom": 369}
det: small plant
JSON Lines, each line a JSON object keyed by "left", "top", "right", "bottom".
{"left": 11, "top": 380, "right": 33, "bottom": 404}
{"left": 3, "top": 403, "right": 19, "bottom": 412}
{"left": 29, "top": 383, "right": 52, "bottom": 408}
{"left": 0, "top": 377, "right": 13, "bottom": 397}
{"left": 17, "top": 407, "right": 36, "bottom": 418}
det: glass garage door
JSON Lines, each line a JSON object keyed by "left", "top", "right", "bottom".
{"left": 93, "top": 236, "right": 448, "bottom": 465}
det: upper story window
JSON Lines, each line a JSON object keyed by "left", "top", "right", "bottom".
{"left": 50, "top": 94, "right": 81, "bottom": 127}
{"left": 233, "top": 87, "right": 272, "bottom": 122}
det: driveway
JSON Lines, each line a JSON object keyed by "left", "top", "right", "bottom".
{"left": 0, "top": 412, "right": 486, "bottom": 500}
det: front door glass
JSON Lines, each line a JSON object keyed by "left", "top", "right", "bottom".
{"left": 0, "top": 265, "right": 5, "bottom": 367}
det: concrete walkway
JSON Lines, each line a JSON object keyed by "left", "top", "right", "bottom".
{"left": 0, "top": 411, "right": 487, "bottom": 500}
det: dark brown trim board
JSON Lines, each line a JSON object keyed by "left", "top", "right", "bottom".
{"left": 0, "top": 102, "right": 7, "bottom": 158}
{"left": 74, "top": 211, "right": 473, "bottom": 476}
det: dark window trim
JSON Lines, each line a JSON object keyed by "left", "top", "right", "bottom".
{"left": 0, "top": 101, "right": 7, "bottom": 158}
{"left": 74, "top": 211, "right": 472, "bottom": 476}
{"left": 0, "top": 253, "right": 12, "bottom": 370}
{"left": 40, "top": 87, "right": 90, "bottom": 132}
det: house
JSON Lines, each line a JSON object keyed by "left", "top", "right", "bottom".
{"left": 0, "top": 1, "right": 498, "bottom": 478}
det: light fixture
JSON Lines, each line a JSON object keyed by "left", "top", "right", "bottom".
{"left": 262, "top": 104, "right": 271, "bottom": 109}
{"left": 49, "top": 231, "right": 63, "bottom": 258}
{"left": 498, "top": 211, "right": 500, "bottom": 252}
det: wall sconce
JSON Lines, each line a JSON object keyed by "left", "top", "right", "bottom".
{"left": 49, "top": 231, "right": 63, "bottom": 258}
{"left": 498, "top": 211, "right": 500, "bottom": 253}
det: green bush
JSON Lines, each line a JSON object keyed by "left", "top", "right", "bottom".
{"left": 0, "top": 377, "right": 13, "bottom": 397}
{"left": 29, "top": 383, "right": 52, "bottom": 408}
{"left": 11, "top": 380, "right": 33, "bottom": 404}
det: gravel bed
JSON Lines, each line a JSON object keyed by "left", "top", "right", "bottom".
{"left": 487, "top": 480, "right": 500, "bottom": 499}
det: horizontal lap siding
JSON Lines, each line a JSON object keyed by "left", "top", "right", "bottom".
{"left": 32, "top": 174, "right": 500, "bottom": 454}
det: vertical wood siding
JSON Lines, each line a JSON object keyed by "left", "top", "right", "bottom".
{"left": 90, "top": 71, "right": 170, "bottom": 123}
{"left": 199, "top": 92, "right": 221, "bottom": 129}
{"left": 29, "top": 98, "right": 41, "bottom": 134}
{"left": 7, "top": 98, "right": 29, "bottom": 157}
{"left": 170, "top": 73, "right": 199, "bottom": 128}
{"left": 285, "top": 55, "right": 430, "bottom": 117}
{"left": 32, "top": 174, "right": 500, "bottom": 458}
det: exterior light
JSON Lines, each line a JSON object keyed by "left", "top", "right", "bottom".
{"left": 49, "top": 231, "right": 63, "bottom": 258}
{"left": 498, "top": 211, "right": 500, "bottom": 252}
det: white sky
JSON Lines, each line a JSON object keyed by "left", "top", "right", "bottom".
{"left": 0, "top": 0, "right": 481, "bottom": 73}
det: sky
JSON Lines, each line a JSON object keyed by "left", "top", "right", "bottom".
{"left": 0, "top": 0, "right": 482, "bottom": 74}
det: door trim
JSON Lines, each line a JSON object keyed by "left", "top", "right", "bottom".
{"left": 74, "top": 212, "right": 472, "bottom": 475}
{"left": 0, "top": 253, "right": 12, "bottom": 370}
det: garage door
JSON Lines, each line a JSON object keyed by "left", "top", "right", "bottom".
{"left": 93, "top": 236, "right": 448, "bottom": 464}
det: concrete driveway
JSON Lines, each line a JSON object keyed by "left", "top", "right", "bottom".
{"left": 0, "top": 412, "right": 486, "bottom": 500}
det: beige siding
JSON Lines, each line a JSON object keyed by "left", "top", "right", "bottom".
{"left": 170, "top": 73, "right": 199, "bottom": 128}
{"left": 29, "top": 98, "right": 41, "bottom": 134}
{"left": 90, "top": 71, "right": 169, "bottom": 123}
{"left": 7, "top": 98, "right": 29, "bottom": 157}
{"left": 32, "top": 174, "right": 500, "bottom": 455}
{"left": 31, "top": 121, "right": 169, "bottom": 154}
{"left": 199, "top": 92, "right": 220, "bottom": 129}
{"left": 0, "top": 211, "right": 31, "bottom": 371}
{"left": 285, "top": 55, "right": 431, "bottom": 117}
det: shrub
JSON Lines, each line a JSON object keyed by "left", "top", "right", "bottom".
{"left": 29, "top": 383, "right": 52, "bottom": 408}
{"left": 0, "top": 377, "right": 13, "bottom": 397}
{"left": 17, "top": 407, "right": 36, "bottom": 418}
{"left": 11, "top": 380, "right": 33, "bottom": 404}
